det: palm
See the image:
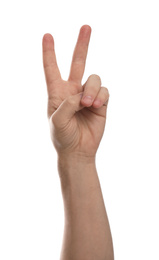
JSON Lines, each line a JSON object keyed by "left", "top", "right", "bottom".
{"left": 42, "top": 25, "right": 108, "bottom": 155}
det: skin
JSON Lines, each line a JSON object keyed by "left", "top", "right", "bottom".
{"left": 42, "top": 25, "right": 114, "bottom": 260}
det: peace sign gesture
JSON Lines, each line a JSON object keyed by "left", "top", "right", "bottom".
{"left": 42, "top": 25, "right": 109, "bottom": 158}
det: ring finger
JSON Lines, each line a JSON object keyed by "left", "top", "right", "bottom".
{"left": 81, "top": 74, "right": 101, "bottom": 107}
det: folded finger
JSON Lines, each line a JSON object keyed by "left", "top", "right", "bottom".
{"left": 92, "top": 87, "right": 109, "bottom": 108}
{"left": 80, "top": 74, "right": 101, "bottom": 107}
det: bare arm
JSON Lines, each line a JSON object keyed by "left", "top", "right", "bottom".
{"left": 42, "top": 24, "right": 114, "bottom": 260}
{"left": 58, "top": 154, "right": 114, "bottom": 260}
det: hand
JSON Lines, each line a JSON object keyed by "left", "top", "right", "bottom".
{"left": 42, "top": 25, "right": 109, "bottom": 158}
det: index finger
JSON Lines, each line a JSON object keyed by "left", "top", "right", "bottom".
{"left": 68, "top": 25, "right": 92, "bottom": 85}
{"left": 42, "top": 33, "right": 62, "bottom": 97}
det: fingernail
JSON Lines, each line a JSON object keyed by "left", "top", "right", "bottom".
{"left": 93, "top": 99, "right": 101, "bottom": 106}
{"left": 82, "top": 96, "right": 92, "bottom": 105}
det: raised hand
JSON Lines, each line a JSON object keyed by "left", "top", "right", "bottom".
{"left": 42, "top": 25, "right": 109, "bottom": 158}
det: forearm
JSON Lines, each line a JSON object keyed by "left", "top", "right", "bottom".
{"left": 58, "top": 154, "right": 114, "bottom": 260}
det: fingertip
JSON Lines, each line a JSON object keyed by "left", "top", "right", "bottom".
{"left": 92, "top": 99, "right": 102, "bottom": 108}
{"left": 42, "top": 33, "right": 54, "bottom": 50}
{"left": 80, "top": 25, "right": 92, "bottom": 38}
{"left": 43, "top": 33, "right": 53, "bottom": 42}
{"left": 81, "top": 24, "right": 92, "bottom": 33}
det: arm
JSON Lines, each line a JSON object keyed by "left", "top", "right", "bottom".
{"left": 42, "top": 24, "right": 114, "bottom": 260}
{"left": 58, "top": 154, "right": 114, "bottom": 260}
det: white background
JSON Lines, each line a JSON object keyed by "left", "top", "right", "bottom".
{"left": 0, "top": 0, "right": 159, "bottom": 259}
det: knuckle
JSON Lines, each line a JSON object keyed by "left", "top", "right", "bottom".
{"left": 101, "top": 87, "right": 110, "bottom": 98}
{"left": 89, "top": 74, "right": 101, "bottom": 83}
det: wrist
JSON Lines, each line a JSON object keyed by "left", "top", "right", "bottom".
{"left": 57, "top": 151, "right": 96, "bottom": 166}
{"left": 57, "top": 152, "right": 97, "bottom": 189}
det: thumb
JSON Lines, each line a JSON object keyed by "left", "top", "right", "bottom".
{"left": 50, "top": 92, "right": 84, "bottom": 129}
